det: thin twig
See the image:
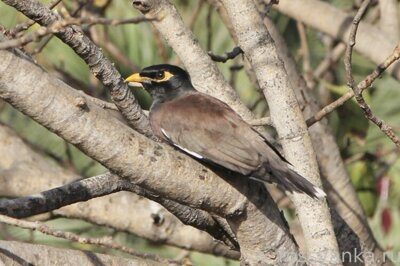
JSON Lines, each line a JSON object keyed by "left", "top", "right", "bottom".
{"left": 296, "top": 22, "right": 312, "bottom": 87}
{"left": 206, "top": 4, "right": 213, "bottom": 51}
{"left": 31, "top": 35, "right": 53, "bottom": 54}
{"left": 344, "top": 0, "right": 371, "bottom": 89}
{"left": 92, "top": 26, "right": 139, "bottom": 71}
{"left": 313, "top": 43, "right": 346, "bottom": 80}
{"left": 0, "top": 15, "right": 157, "bottom": 50}
{"left": 345, "top": 0, "right": 400, "bottom": 148}
{"left": 189, "top": 0, "right": 204, "bottom": 30}
{"left": 30, "top": 0, "right": 88, "bottom": 55}
{"left": 6, "top": 0, "right": 63, "bottom": 37}
{"left": 76, "top": 90, "right": 119, "bottom": 111}
{"left": 208, "top": 46, "right": 243, "bottom": 63}
{"left": 306, "top": 43, "right": 400, "bottom": 127}
{"left": 0, "top": 214, "right": 179, "bottom": 265}
{"left": 248, "top": 116, "right": 273, "bottom": 127}
{"left": 151, "top": 25, "right": 169, "bottom": 62}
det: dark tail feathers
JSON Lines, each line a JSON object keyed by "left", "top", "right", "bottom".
{"left": 252, "top": 168, "right": 326, "bottom": 199}
{"left": 273, "top": 169, "right": 326, "bottom": 199}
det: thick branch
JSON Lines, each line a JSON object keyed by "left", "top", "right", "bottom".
{"left": 264, "top": 16, "right": 387, "bottom": 265}
{"left": 0, "top": 123, "right": 239, "bottom": 258}
{"left": 2, "top": 0, "right": 152, "bottom": 136}
{"left": 220, "top": 0, "right": 341, "bottom": 264}
{"left": 379, "top": 0, "right": 400, "bottom": 40}
{"left": 0, "top": 172, "right": 239, "bottom": 250}
{"left": 0, "top": 44, "right": 299, "bottom": 263}
{"left": 6, "top": 0, "right": 62, "bottom": 37}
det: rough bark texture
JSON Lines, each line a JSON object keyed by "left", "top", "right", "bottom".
{"left": 220, "top": 0, "right": 342, "bottom": 264}
{"left": 264, "top": 17, "right": 387, "bottom": 266}
{"left": 0, "top": 240, "right": 162, "bottom": 266}
{"left": 274, "top": 0, "right": 400, "bottom": 81}
{"left": 0, "top": 123, "right": 239, "bottom": 258}
{"left": 0, "top": 47, "right": 299, "bottom": 264}
{"left": 1, "top": 0, "right": 152, "bottom": 136}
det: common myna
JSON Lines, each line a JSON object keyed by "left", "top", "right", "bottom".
{"left": 126, "top": 64, "right": 325, "bottom": 199}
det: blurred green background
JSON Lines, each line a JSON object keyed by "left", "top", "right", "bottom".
{"left": 0, "top": 0, "right": 399, "bottom": 264}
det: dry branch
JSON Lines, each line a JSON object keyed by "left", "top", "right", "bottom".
{"left": 6, "top": 0, "right": 62, "bottom": 37}
{"left": 0, "top": 214, "right": 177, "bottom": 264}
{"left": 208, "top": 46, "right": 243, "bottom": 63}
{"left": 306, "top": 43, "right": 400, "bottom": 129}
{"left": 0, "top": 15, "right": 157, "bottom": 50}
{"left": 0, "top": 240, "right": 163, "bottom": 266}
{"left": 344, "top": 0, "right": 400, "bottom": 148}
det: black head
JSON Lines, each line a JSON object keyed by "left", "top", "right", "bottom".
{"left": 125, "top": 64, "right": 195, "bottom": 104}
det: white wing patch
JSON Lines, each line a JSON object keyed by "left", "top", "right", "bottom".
{"left": 160, "top": 128, "right": 203, "bottom": 159}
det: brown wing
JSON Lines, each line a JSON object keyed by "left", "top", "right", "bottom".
{"left": 150, "top": 92, "right": 264, "bottom": 175}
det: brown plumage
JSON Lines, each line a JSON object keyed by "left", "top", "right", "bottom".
{"left": 126, "top": 64, "right": 325, "bottom": 199}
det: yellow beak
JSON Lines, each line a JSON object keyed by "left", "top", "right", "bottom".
{"left": 125, "top": 73, "right": 148, "bottom": 83}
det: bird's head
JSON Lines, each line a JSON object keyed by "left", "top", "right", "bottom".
{"left": 125, "top": 64, "right": 194, "bottom": 103}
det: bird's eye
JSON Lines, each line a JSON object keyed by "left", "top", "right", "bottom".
{"left": 156, "top": 71, "right": 165, "bottom": 79}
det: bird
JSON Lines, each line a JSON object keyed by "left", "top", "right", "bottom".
{"left": 125, "top": 64, "right": 326, "bottom": 199}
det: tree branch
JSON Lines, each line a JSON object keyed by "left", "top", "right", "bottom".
{"left": 379, "top": 0, "right": 400, "bottom": 41}
{"left": 0, "top": 240, "right": 164, "bottom": 265}
{"left": 0, "top": 42, "right": 299, "bottom": 263}
{"left": 0, "top": 214, "right": 178, "bottom": 264}
{"left": 0, "top": 172, "right": 239, "bottom": 250}
{"left": 274, "top": 0, "right": 400, "bottom": 81}
{"left": 131, "top": 0, "right": 274, "bottom": 142}
{"left": 306, "top": 43, "right": 400, "bottom": 127}
{"left": 263, "top": 15, "right": 388, "bottom": 264}
{"left": 0, "top": 124, "right": 239, "bottom": 258}
{"left": 2, "top": 0, "right": 152, "bottom": 136}
{"left": 208, "top": 46, "right": 243, "bottom": 63}
{"left": 220, "top": 0, "right": 342, "bottom": 264}
{"left": 345, "top": 0, "right": 400, "bottom": 148}
{"left": 0, "top": 15, "right": 157, "bottom": 50}
{"left": 5, "top": 0, "right": 62, "bottom": 37}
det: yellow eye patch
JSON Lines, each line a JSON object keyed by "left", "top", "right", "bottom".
{"left": 154, "top": 71, "right": 174, "bottom": 83}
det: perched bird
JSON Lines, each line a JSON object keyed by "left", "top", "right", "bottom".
{"left": 126, "top": 64, "right": 325, "bottom": 199}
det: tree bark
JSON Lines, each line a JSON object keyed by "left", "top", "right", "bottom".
{"left": 0, "top": 47, "right": 299, "bottom": 264}
{"left": 220, "top": 0, "right": 342, "bottom": 264}
{"left": 0, "top": 122, "right": 239, "bottom": 258}
{"left": 1, "top": 0, "right": 152, "bottom": 136}
{"left": 274, "top": 0, "right": 400, "bottom": 81}
{"left": 264, "top": 17, "right": 387, "bottom": 266}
